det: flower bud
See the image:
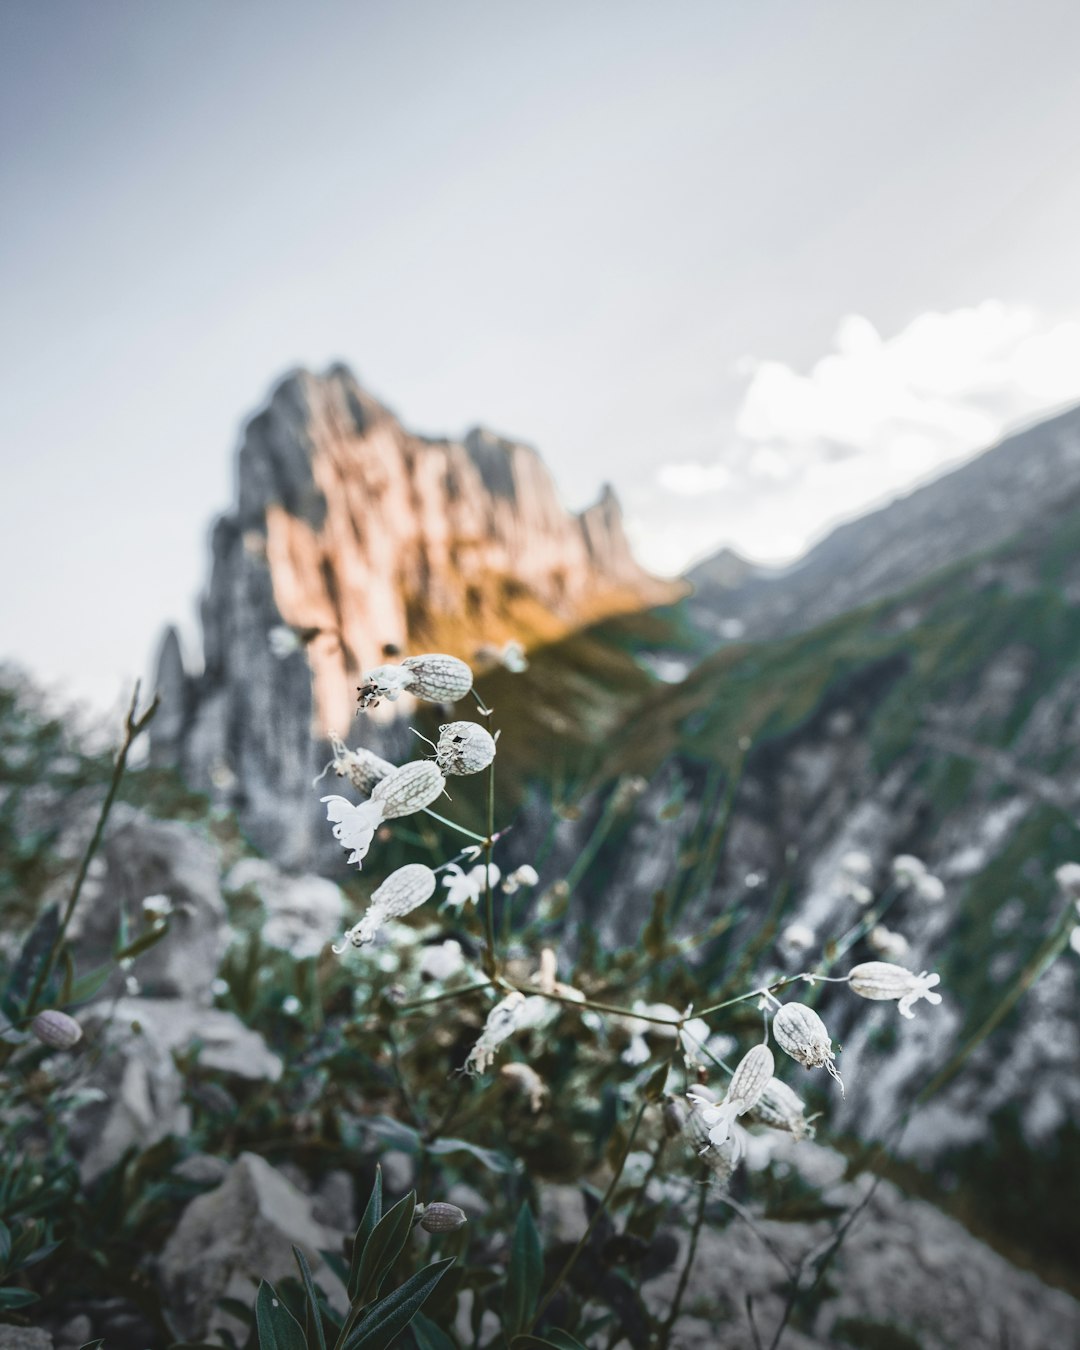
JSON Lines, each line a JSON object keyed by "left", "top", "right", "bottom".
{"left": 419, "top": 1202, "right": 468, "bottom": 1234}
{"left": 847, "top": 962, "right": 942, "bottom": 1019}
{"left": 333, "top": 863, "right": 437, "bottom": 951}
{"left": 772, "top": 1002, "right": 843, "bottom": 1092}
{"left": 402, "top": 654, "right": 473, "bottom": 703}
{"left": 372, "top": 761, "right": 446, "bottom": 818}
{"left": 31, "top": 1010, "right": 82, "bottom": 1050}
{"left": 436, "top": 721, "right": 496, "bottom": 775}
{"left": 748, "top": 1077, "right": 813, "bottom": 1140}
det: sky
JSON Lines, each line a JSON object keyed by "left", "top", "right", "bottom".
{"left": 3, "top": 0, "right": 1080, "bottom": 710}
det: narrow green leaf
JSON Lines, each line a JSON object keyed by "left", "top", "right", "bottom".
{"left": 58, "top": 947, "right": 76, "bottom": 1006}
{"left": 425, "top": 1137, "right": 517, "bottom": 1174}
{"left": 410, "top": 1311, "right": 457, "bottom": 1350}
{"left": 255, "top": 1279, "right": 308, "bottom": 1350}
{"left": 354, "top": 1189, "right": 417, "bottom": 1306}
{"left": 292, "top": 1246, "right": 328, "bottom": 1350}
{"left": 342, "top": 1259, "right": 454, "bottom": 1350}
{"left": 503, "top": 1203, "right": 543, "bottom": 1338}
{"left": 347, "top": 1165, "right": 384, "bottom": 1300}
{"left": 0, "top": 1286, "right": 40, "bottom": 1309}
{"left": 69, "top": 961, "right": 115, "bottom": 1004}
{"left": 115, "top": 921, "right": 170, "bottom": 961}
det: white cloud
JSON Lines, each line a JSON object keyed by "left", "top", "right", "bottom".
{"left": 654, "top": 302, "right": 1080, "bottom": 564}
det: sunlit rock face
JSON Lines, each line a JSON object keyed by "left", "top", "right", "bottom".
{"left": 151, "top": 364, "right": 681, "bottom": 864}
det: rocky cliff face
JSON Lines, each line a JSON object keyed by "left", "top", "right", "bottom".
{"left": 151, "top": 365, "right": 681, "bottom": 864}
{"left": 687, "top": 402, "right": 1080, "bottom": 642}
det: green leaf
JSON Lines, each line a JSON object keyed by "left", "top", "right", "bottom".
{"left": 425, "top": 1138, "right": 517, "bottom": 1174}
{"left": 410, "top": 1310, "right": 457, "bottom": 1350}
{"left": 292, "top": 1246, "right": 327, "bottom": 1350}
{"left": 255, "top": 1279, "right": 308, "bottom": 1350}
{"left": 342, "top": 1259, "right": 454, "bottom": 1350}
{"left": 642, "top": 1060, "right": 670, "bottom": 1102}
{"left": 353, "top": 1189, "right": 417, "bottom": 1306}
{"left": 503, "top": 1203, "right": 543, "bottom": 1338}
{"left": 511, "top": 1335, "right": 588, "bottom": 1350}
{"left": 69, "top": 961, "right": 115, "bottom": 1004}
{"left": 346, "top": 1166, "right": 384, "bottom": 1301}
{"left": 115, "top": 921, "right": 170, "bottom": 962}
{"left": 3, "top": 903, "right": 59, "bottom": 1014}
{"left": 0, "top": 1285, "right": 40, "bottom": 1309}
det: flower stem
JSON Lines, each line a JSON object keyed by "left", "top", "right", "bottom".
{"left": 421, "top": 808, "right": 487, "bottom": 843}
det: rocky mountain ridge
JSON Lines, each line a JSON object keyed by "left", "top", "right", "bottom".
{"left": 151, "top": 364, "right": 681, "bottom": 863}
{"left": 687, "top": 402, "right": 1080, "bottom": 641}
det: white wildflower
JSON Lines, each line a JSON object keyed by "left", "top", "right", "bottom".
{"left": 372, "top": 760, "right": 446, "bottom": 818}
{"left": 781, "top": 922, "right": 815, "bottom": 953}
{"left": 281, "top": 995, "right": 302, "bottom": 1016}
{"left": 892, "top": 854, "right": 927, "bottom": 884}
{"left": 357, "top": 662, "right": 417, "bottom": 709}
{"left": 1069, "top": 926, "right": 1080, "bottom": 956}
{"left": 1056, "top": 863, "right": 1080, "bottom": 900}
{"left": 502, "top": 864, "right": 539, "bottom": 894}
{"left": 748, "top": 1077, "right": 814, "bottom": 1140}
{"left": 268, "top": 625, "right": 301, "bottom": 659}
{"left": 442, "top": 863, "right": 500, "bottom": 909}
{"left": 465, "top": 992, "right": 526, "bottom": 1074}
{"left": 436, "top": 721, "right": 496, "bottom": 775}
{"left": 684, "top": 1091, "right": 745, "bottom": 1181}
{"left": 840, "top": 850, "right": 873, "bottom": 880}
{"left": 847, "top": 961, "right": 942, "bottom": 1019}
{"left": 332, "top": 863, "right": 438, "bottom": 951}
{"left": 915, "top": 873, "right": 946, "bottom": 904}
{"left": 772, "top": 1002, "right": 844, "bottom": 1092}
{"left": 141, "top": 893, "right": 173, "bottom": 920}
{"left": 419, "top": 939, "right": 467, "bottom": 982}
{"left": 402, "top": 653, "right": 474, "bottom": 703}
{"left": 868, "top": 924, "right": 910, "bottom": 962}
{"left": 500, "top": 1062, "right": 548, "bottom": 1112}
{"left": 321, "top": 794, "right": 384, "bottom": 867}
{"left": 687, "top": 1042, "right": 774, "bottom": 1148}
{"left": 500, "top": 640, "right": 529, "bottom": 673}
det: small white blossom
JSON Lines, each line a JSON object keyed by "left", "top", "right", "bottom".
{"left": 502, "top": 864, "right": 539, "bottom": 894}
{"left": 915, "top": 873, "right": 946, "bottom": 904}
{"left": 847, "top": 961, "right": 942, "bottom": 1019}
{"left": 268, "top": 625, "right": 301, "bottom": 659}
{"left": 141, "top": 893, "right": 173, "bottom": 920}
{"left": 1056, "top": 863, "right": 1080, "bottom": 900}
{"left": 419, "top": 939, "right": 467, "bottom": 982}
{"left": 465, "top": 992, "right": 526, "bottom": 1074}
{"left": 501, "top": 1061, "right": 547, "bottom": 1111}
{"left": 321, "top": 794, "right": 384, "bottom": 867}
{"left": 781, "top": 922, "right": 815, "bottom": 953}
{"left": 892, "top": 854, "right": 927, "bottom": 884}
{"left": 442, "top": 863, "right": 501, "bottom": 909}
{"left": 840, "top": 850, "right": 873, "bottom": 880}
{"left": 281, "top": 995, "right": 302, "bottom": 1016}
{"left": 500, "top": 640, "right": 529, "bottom": 673}
{"left": 772, "top": 1002, "right": 843, "bottom": 1092}
{"left": 332, "top": 863, "right": 438, "bottom": 951}
{"left": 357, "top": 662, "right": 417, "bottom": 709}
{"left": 868, "top": 924, "right": 910, "bottom": 962}
{"left": 687, "top": 1042, "right": 774, "bottom": 1148}
{"left": 436, "top": 721, "right": 496, "bottom": 775}
{"left": 1069, "top": 926, "right": 1080, "bottom": 956}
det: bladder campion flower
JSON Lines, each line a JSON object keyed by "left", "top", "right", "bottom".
{"left": 748, "top": 1077, "right": 814, "bottom": 1141}
{"left": 436, "top": 721, "right": 496, "bottom": 775}
{"left": 465, "top": 992, "right": 526, "bottom": 1074}
{"left": 847, "top": 961, "right": 942, "bottom": 1018}
{"left": 332, "top": 863, "right": 438, "bottom": 950}
{"left": 328, "top": 731, "right": 394, "bottom": 794}
{"left": 357, "top": 663, "right": 417, "bottom": 709}
{"left": 321, "top": 795, "right": 384, "bottom": 867}
{"left": 442, "top": 863, "right": 500, "bottom": 909}
{"left": 402, "top": 653, "right": 474, "bottom": 702}
{"left": 372, "top": 760, "right": 446, "bottom": 817}
{"left": 687, "top": 1042, "right": 774, "bottom": 1147}
{"left": 772, "top": 1002, "right": 844, "bottom": 1092}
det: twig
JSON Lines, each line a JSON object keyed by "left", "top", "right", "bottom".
{"left": 656, "top": 1173, "right": 709, "bottom": 1349}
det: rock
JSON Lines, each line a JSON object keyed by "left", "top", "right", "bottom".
{"left": 151, "top": 365, "right": 682, "bottom": 866}
{"left": 0, "top": 1331, "right": 54, "bottom": 1350}
{"left": 158, "top": 1152, "right": 346, "bottom": 1342}
{"left": 65, "top": 806, "right": 228, "bottom": 1003}
{"left": 72, "top": 998, "right": 282, "bottom": 1181}
{"left": 641, "top": 1166, "right": 1080, "bottom": 1350}
{"left": 224, "top": 857, "right": 345, "bottom": 959}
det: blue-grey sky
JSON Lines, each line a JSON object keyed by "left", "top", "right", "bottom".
{"left": 4, "top": 0, "right": 1080, "bottom": 710}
